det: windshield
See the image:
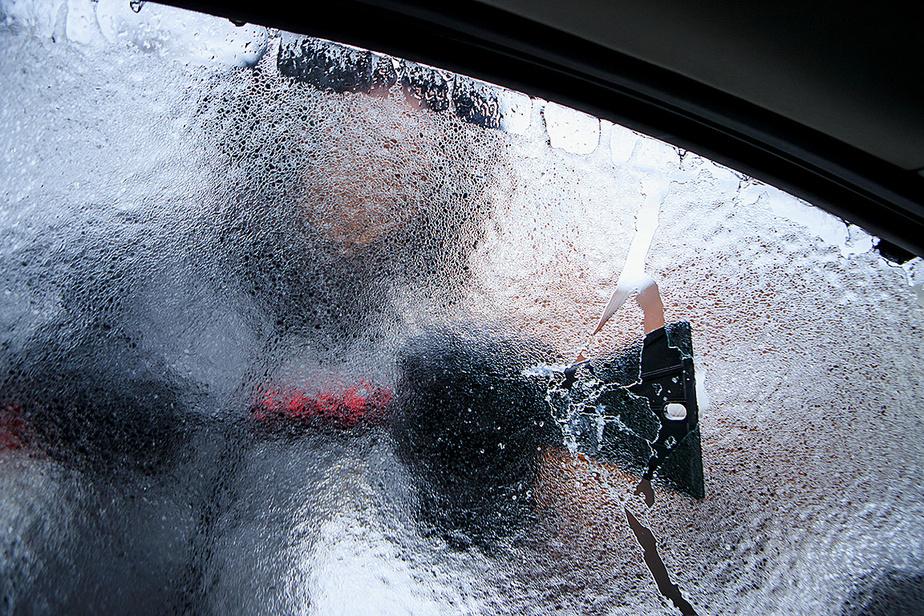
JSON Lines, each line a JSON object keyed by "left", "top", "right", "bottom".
{"left": 0, "top": 2, "right": 922, "bottom": 614}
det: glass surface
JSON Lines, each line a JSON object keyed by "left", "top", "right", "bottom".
{"left": 1, "top": 2, "right": 922, "bottom": 614}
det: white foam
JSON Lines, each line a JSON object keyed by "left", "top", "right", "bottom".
{"left": 543, "top": 101, "right": 600, "bottom": 155}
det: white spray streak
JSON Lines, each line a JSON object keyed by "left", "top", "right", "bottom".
{"left": 592, "top": 176, "right": 668, "bottom": 335}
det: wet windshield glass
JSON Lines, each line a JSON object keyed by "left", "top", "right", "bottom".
{"left": 1, "top": 2, "right": 922, "bottom": 614}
